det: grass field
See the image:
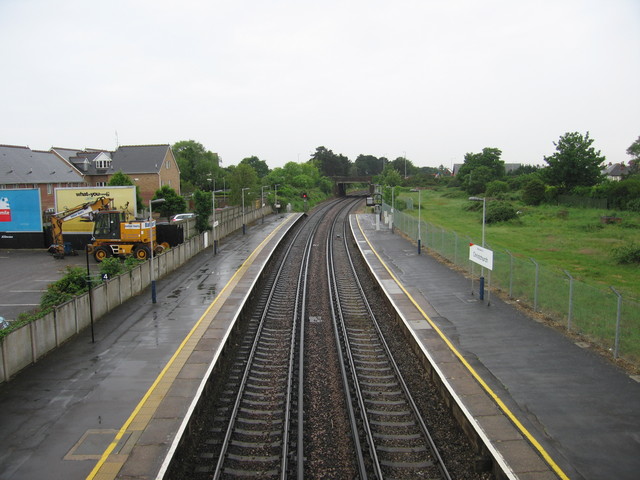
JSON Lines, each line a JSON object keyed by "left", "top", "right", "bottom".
{"left": 398, "top": 188, "right": 640, "bottom": 300}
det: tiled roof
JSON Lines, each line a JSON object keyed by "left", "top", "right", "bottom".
{"left": 112, "top": 145, "right": 170, "bottom": 174}
{"left": 0, "top": 145, "right": 84, "bottom": 184}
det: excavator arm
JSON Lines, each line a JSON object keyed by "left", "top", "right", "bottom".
{"left": 49, "top": 197, "right": 113, "bottom": 258}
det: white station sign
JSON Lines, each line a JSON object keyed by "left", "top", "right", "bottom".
{"left": 469, "top": 244, "right": 494, "bottom": 270}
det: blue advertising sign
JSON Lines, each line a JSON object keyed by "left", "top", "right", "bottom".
{"left": 0, "top": 189, "right": 42, "bottom": 232}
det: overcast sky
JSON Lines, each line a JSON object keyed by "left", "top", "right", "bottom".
{"left": 1, "top": 0, "right": 638, "bottom": 170}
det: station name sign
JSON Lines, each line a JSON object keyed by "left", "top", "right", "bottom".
{"left": 469, "top": 243, "right": 493, "bottom": 270}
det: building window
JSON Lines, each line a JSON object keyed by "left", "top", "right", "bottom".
{"left": 47, "top": 184, "right": 53, "bottom": 194}
{"left": 95, "top": 159, "right": 112, "bottom": 170}
{"left": 166, "top": 160, "right": 171, "bottom": 169}
{"left": 96, "top": 181, "right": 106, "bottom": 187}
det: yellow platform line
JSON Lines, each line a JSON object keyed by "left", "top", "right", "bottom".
{"left": 356, "top": 215, "right": 569, "bottom": 480}
{"left": 87, "top": 218, "right": 292, "bottom": 480}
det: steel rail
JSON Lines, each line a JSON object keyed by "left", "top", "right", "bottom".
{"left": 326, "top": 197, "right": 373, "bottom": 479}
{"left": 212, "top": 213, "right": 309, "bottom": 479}
{"left": 340, "top": 208, "right": 452, "bottom": 480}
{"left": 330, "top": 197, "right": 452, "bottom": 480}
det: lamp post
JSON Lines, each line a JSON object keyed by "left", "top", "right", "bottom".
{"left": 242, "top": 187, "right": 250, "bottom": 234}
{"left": 149, "top": 198, "right": 165, "bottom": 304}
{"left": 274, "top": 184, "right": 280, "bottom": 214}
{"left": 261, "top": 185, "right": 269, "bottom": 223}
{"left": 390, "top": 186, "right": 396, "bottom": 233}
{"left": 418, "top": 189, "right": 421, "bottom": 255}
{"left": 207, "top": 176, "right": 219, "bottom": 255}
{"left": 469, "top": 196, "right": 486, "bottom": 299}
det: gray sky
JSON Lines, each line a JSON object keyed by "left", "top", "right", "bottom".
{"left": 1, "top": 0, "right": 638, "bottom": 170}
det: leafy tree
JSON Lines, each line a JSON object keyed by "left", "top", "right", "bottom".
{"left": 172, "top": 140, "right": 220, "bottom": 193}
{"left": 152, "top": 185, "right": 186, "bottom": 219}
{"left": 389, "top": 156, "right": 418, "bottom": 178}
{"left": 354, "top": 154, "right": 383, "bottom": 176}
{"left": 627, "top": 136, "right": 640, "bottom": 163}
{"left": 543, "top": 131, "right": 605, "bottom": 192}
{"left": 107, "top": 170, "right": 143, "bottom": 212}
{"left": 240, "top": 156, "right": 270, "bottom": 178}
{"left": 457, "top": 148, "right": 505, "bottom": 194}
{"left": 192, "top": 189, "right": 212, "bottom": 233}
{"left": 309, "top": 146, "right": 351, "bottom": 177}
{"left": 466, "top": 165, "right": 495, "bottom": 195}
{"left": 228, "top": 163, "right": 258, "bottom": 206}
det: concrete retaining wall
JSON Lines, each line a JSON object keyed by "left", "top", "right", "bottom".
{"left": 0, "top": 206, "right": 272, "bottom": 383}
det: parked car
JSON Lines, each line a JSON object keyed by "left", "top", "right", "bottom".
{"left": 0, "top": 317, "right": 10, "bottom": 330}
{"left": 170, "top": 213, "right": 196, "bottom": 223}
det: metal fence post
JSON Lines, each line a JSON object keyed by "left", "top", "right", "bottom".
{"left": 454, "top": 232, "right": 458, "bottom": 265}
{"left": 505, "top": 250, "right": 513, "bottom": 298}
{"left": 610, "top": 287, "right": 622, "bottom": 359}
{"left": 530, "top": 258, "right": 539, "bottom": 312}
{"left": 564, "top": 270, "right": 574, "bottom": 331}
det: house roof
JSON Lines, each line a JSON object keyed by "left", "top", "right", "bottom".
{"left": 0, "top": 144, "right": 84, "bottom": 184}
{"left": 112, "top": 145, "right": 171, "bottom": 174}
{"left": 52, "top": 144, "right": 172, "bottom": 176}
{"left": 603, "top": 163, "right": 628, "bottom": 177}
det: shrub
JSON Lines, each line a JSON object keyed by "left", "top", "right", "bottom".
{"left": 627, "top": 198, "right": 640, "bottom": 212}
{"left": 100, "top": 257, "right": 124, "bottom": 278}
{"left": 485, "top": 180, "right": 509, "bottom": 197}
{"left": 40, "top": 266, "right": 90, "bottom": 310}
{"left": 522, "top": 178, "right": 546, "bottom": 205}
{"left": 611, "top": 242, "right": 640, "bottom": 265}
{"left": 486, "top": 201, "right": 518, "bottom": 223}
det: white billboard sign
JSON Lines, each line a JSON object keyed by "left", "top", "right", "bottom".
{"left": 469, "top": 244, "right": 494, "bottom": 270}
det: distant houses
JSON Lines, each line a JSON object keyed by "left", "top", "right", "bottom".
{"left": 0, "top": 144, "right": 180, "bottom": 212}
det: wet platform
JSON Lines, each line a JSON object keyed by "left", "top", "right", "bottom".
{"left": 2, "top": 208, "right": 639, "bottom": 480}
{"left": 0, "top": 213, "right": 302, "bottom": 480}
{"left": 351, "top": 213, "right": 640, "bottom": 480}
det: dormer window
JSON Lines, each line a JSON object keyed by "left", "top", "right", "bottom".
{"left": 95, "top": 158, "right": 111, "bottom": 169}
{"left": 94, "top": 152, "right": 112, "bottom": 170}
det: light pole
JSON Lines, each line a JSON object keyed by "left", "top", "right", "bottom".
{"left": 242, "top": 187, "right": 250, "bottom": 234}
{"left": 274, "top": 184, "right": 280, "bottom": 214}
{"left": 208, "top": 176, "right": 219, "bottom": 255}
{"left": 469, "top": 196, "right": 486, "bottom": 299}
{"left": 390, "top": 186, "right": 396, "bottom": 233}
{"left": 261, "top": 185, "right": 269, "bottom": 223}
{"left": 149, "top": 198, "right": 165, "bottom": 304}
{"left": 403, "top": 151, "right": 407, "bottom": 179}
{"left": 418, "top": 189, "right": 421, "bottom": 255}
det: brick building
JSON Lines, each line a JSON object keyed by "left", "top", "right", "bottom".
{"left": 52, "top": 144, "right": 181, "bottom": 206}
{"left": 0, "top": 145, "right": 86, "bottom": 211}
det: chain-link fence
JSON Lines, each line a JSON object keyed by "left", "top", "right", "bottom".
{"left": 382, "top": 203, "right": 640, "bottom": 366}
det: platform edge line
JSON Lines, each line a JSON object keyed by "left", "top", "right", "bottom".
{"left": 354, "top": 214, "right": 568, "bottom": 480}
{"left": 86, "top": 215, "right": 295, "bottom": 480}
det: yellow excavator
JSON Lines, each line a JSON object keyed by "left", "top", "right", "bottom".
{"left": 49, "top": 196, "right": 169, "bottom": 262}
{"left": 49, "top": 197, "right": 113, "bottom": 259}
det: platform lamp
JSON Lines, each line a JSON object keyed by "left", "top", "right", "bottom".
{"left": 274, "top": 184, "right": 280, "bottom": 213}
{"left": 207, "top": 176, "right": 219, "bottom": 255}
{"left": 469, "top": 196, "right": 486, "bottom": 300}
{"left": 242, "top": 188, "right": 250, "bottom": 234}
{"left": 418, "top": 189, "right": 421, "bottom": 255}
{"left": 149, "top": 198, "right": 165, "bottom": 304}
{"left": 261, "top": 185, "right": 269, "bottom": 223}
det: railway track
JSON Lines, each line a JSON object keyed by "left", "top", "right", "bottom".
{"left": 179, "top": 200, "right": 339, "bottom": 479}
{"left": 328, "top": 201, "right": 452, "bottom": 479}
{"left": 167, "top": 197, "right": 481, "bottom": 479}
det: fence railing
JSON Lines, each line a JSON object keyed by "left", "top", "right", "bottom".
{"left": 382, "top": 203, "right": 640, "bottom": 366}
{"left": 0, "top": 204, "right": 272, "bottom": 383}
